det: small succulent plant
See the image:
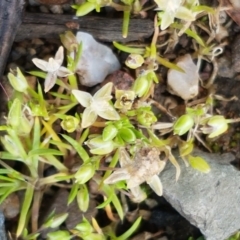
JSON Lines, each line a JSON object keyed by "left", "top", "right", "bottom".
{"left": 1, "top": 2, "right": 240, "bottom": 238}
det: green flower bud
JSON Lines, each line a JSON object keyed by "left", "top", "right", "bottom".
{"left": 7, "top": 99, "right": 21, "bottom": 129}
{"left": 8, "top": 99, "right": 33, "bottom": 136}
{"left": 86, "top": 136, "right": 114, "bottom": 155}
{"left": 102, "top": 124, "right": 118, "bottom": 141}
{"left": 44, "top": 213, "right": 68, "bottom": 229}
{"left": 47, "top": 231, "right": 71, "bottom": 240}
{"left": 1, "top": 135, "right": 20, "bottom": 157}
{"left": 61, "top": 116, "right": 80, "bottom": 133}
{"left": 30, "top": 102, "right": 48, "bottom": 118}
{"left": 118, "top": 128, "right": 136, "bottom": 142}
{"left": 202, "top": 115, "right": 228, "bottom": 138}
{"left": 60, "top": 31, "right": 78, "bottom": 52}
{"left": 4, "top": 128, "right": 27, "bottom": 159}
{"left": 7, "top": 68, "right": 28, "bottom": 92}
{"left": 75, "top": 217, "right": 93, "bottom": 235}
{"left": 137, "top": 108, "right": 157, "bottom": 126}
{"left": 114, "top": 89, "right": 135, "bottom": 110}
{"left": 133, "top": 75, "right": 149, "bottom": 97}
{"left": 77, "top": 184, "right": 89, "bottom": 212}
{"left": 173, "top": 114, "right": 194, "bottom": 136}
{"left": 114, "top": 120, "right": 123, "bottom": 129}
{"left": 146, "top": 71, "right": 158, "bottom": 83}
{"left": 76, "top": 2, "right": 95, "bottom": 17}
{"left": 75, "top": 163, "right": 95, "bottom": 184}
{"left": 179, "top": 140, "right": 194, "bottom": 157}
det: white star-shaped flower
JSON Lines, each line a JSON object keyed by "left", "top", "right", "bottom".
{"left": 32, "top": 46, "right": 72, "bottom": 92}
{"left": 155, "top": 0, "right": 196, "bottom": 30}
{"left": 72, "top": 82, "right": 120, "bottom": 128}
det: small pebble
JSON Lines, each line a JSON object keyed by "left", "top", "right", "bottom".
{"left": 7, "top": 63, "right": 19, "bottom": 71}
{"left": 50, "top": 5, "right": 63, "bottom": 14}
{"left": 17, "top": 40, "right": 29, "bottom": 48}
{"left": 10, "top": 50, "right": 22, "bottom": 61}
{"left": 101, "top": 70, "right": 134, "bottom": 92}
{"left": 62, "top": 3, "right": 72, "bottom": 11}
{"left": 15, "top": 46, "right": 27, "bottom": 56}
{"left": 31, "top": 38, "right": 44, "bottom": 46}
{"left": 27, "top": 48, "right": 37, "bottom": 56}
{"left": 39, "top": 5, "right": 50, "bottom": 13}
{"left": 0, "top": 193, "right": 20, "bottom": 219}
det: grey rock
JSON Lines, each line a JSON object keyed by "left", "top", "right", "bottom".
{"left": 160, "top": 149, "right": 239, "bottom": 240}
{"left": 0, "top": 212, "right": 7, "bottom": 240}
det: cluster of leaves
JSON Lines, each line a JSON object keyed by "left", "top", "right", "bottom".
{"left": 0, "top": 1, "right": 238, "bottom": 238}
{"left": 72, "top": 0, "right": 214, "bottom": 38}
{"left": 0, "top": 33, "right": 144, "bottom": 239}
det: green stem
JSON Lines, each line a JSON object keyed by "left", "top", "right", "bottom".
{"left": 122, "top": 10, "right": 131, "bottom": 38}
{"left": 16, "top": 183, "right": 34, "bottom": 237}
{"left": 39, "top": 173, "right": 74, "bottom": 186}
{"left": 68, "top": 74, "right": 78, "bottom": 90}
{"left": 31, "top": 190, "right": 43, "bottom": 233}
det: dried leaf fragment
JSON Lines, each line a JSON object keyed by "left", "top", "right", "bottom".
{"left": 104, "top": 147, "right": 166, "bottom": 199}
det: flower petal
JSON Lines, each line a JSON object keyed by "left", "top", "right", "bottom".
{"left": 54, "top": 46, "right": 64, "bottom": 66}
{"left": 57, "top": 66, "right": 72, "bottom": 77}
{"left": 160, "top": 12, "right": 175, "bottom": 30}
{"left": 104, "top": 169, "right": 130, "bottom": 184}
{"left": 32, "top": 58, "right": 48, "bottom": 71}
{"left": 90, "top": 141, "right": 114, "bottom": 155}
{"left": 47, "top": 58, "right": 60, "bottom": 72}
{"left": 94, "top": 82, "right": 113, "bottom": 101}
{"left": 154, "top": 0, "right": 167, "bottom": 9}
{"left": 175, "top": 6, "right": 196, "bottom": 21}
{"left": 44, "top": 72, "right": 57, "bottom": 92}
{"left": 97, "top": 103, "right": 120, "bottom": 120}
{"left": 81, "top": 107, "right": 97, "bottom": 128}
{"left": 130, "top": 186, "right": 147, "bottom": 202}
{"left": 72, "top": 90, "right": 92, "bottom": 108}
{"left": 147, "top": 174, "right": 163, "bottom": 196}
{"left": 119, "top": 147, "right": 132, "bottom": 167}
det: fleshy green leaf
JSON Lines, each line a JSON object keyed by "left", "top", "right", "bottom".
{"left": 77, "top": 184, "right": 89, "bottom": 212}
{"left": 16, "top": 184, "right": 34, "bottom": 237}
{"left": 113, "top": 41, "right": 145, "bottom": 54}
{"left": 28, "top": 148, "right": 63, "bottom": 157}
{"left": 157, "top": 56, "right": 184, "bottom": 72}
{"left": 116, "top": 217, "right": 142, "bottom": 240}
{"left": 118, "top": 128, "right": 136, "bottom": 142}
{"left": 75, "top": 163, "right": 95, "bottom": 184}
{"left": 61, "top": 134, "right": 89, "bottom": 162}
{"left": 179, "top": 140, "right": 194, "bottom": 157}
{"left": 188, "top": 155, "right": 211, "bottom": 173}
{"left": 102, "top": 125, "right": 118, "bottom": 141}
{"left": 75, "top": 2, "right": 95, "bottom": 16}
{"left": 68, "top": 183, "right": 79, "bottom": 205}
{"left": 173, "top": 114, "right": 194, "bottom": 136}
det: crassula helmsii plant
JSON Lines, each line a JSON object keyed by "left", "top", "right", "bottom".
{"left": 0, "top": 4, "right": 239, "bottom": 237}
